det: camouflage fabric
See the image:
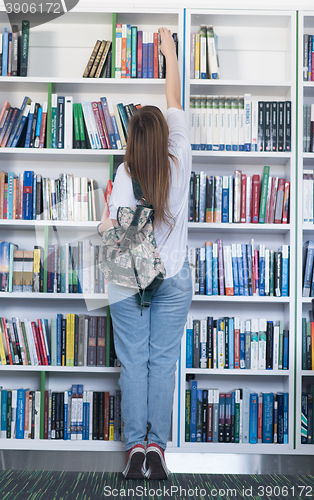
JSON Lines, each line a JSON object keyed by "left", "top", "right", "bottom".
{"left": 99, "top": 205, "right": 166, "bottom": 290}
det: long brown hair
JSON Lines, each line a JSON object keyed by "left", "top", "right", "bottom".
{"left": 124, "top": 105, "right": 175, "bottom": 230}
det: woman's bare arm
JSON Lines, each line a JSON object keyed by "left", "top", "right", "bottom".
{"left": 159, "top": 27, "right": 182, "bottom": 110}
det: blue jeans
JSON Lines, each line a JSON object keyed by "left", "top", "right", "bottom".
{"left": 108, "top": 259, "right": 192, "bottom": 451}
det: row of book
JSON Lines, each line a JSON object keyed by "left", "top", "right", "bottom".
{"left": 83, "top": 40, "right": 112, "bottom": 78}
{"left": 303, "top": 170, "right": 314, "bottom": 223}
{"left": 0, "top": 386, "right": 123, "bottom": 441}
{"left": 302, "top": 242, "right": 314, "bottom": 297}
{"left": 0, "top": 171, "right": 100, "bottom": 221}
{"left": 188, "top": 242, "right": 290, "bottom": 297}
{"left": 303, "top": 34, "right": 314, "bottom": 82}
{"left": 114, "top": 25, "right": 178, "bottom": 79}
{"left": 190, "top": 26, "right": 220, "bottom": 80}
{"left": 189, "top": 167, "right": 290, "bottom": 224}
{"left": 0, "top": 241, "right": 107, "bottom": 295}
{"left": 0, "top": 22, "right": 29, "bottom": 77}
{"left": 186, "top": 317, "right": 289, "bottom": 371}
{"left": 186, "top": 382, "right": 289, "bottom": 444}
{"left": 190, "top": 96, "right": 292, "bottom": 152}
{"left": 303, "top": 104, "right": 314, "bottom": 152}
{"left": 0, "top": 314, "right": 119, "bottom": 368}
{"left": 0, "top": 95, "right": 141, "bottom": 150}
{"left": 301, "top": 384, "right": 314, "bottom": 444}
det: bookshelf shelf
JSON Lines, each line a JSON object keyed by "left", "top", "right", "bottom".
{"left": 192, "top": 296, "right": 290, "bottom": 303}
{"left": 0, "top": 293, "right": 108, "bottom": 300}
{"left": 301, "top": 371, "right": 314, "bottom": 375}
{"left": 188, "top": 222, "right": 290, "bottom": 232}
{"left": 0, "top": 220, "right": 100, "bottom": 230}
{"left": 0, "top": 366, "right": 120, "bottom": 373}
{"left": 186, "top": 368, "right": 290, "bottom": 376}
{"left": 0, "top": 148, "right": 125, "bottom": 162}
{"left": 0, "top": 440, "right": 126, "bottom": 452}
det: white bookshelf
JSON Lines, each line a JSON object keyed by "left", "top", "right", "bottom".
{"left": 181, "top": 9, "right": 296, "bottom": 452}
{"left": 296, "top": 11, "right": 314, "bottom": 454}
{"left": 0, "top": 6, "right": 183, "bottom": 451}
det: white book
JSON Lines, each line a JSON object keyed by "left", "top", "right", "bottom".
{"left": 64, "top": 96, "right": 73, "bottom": 149}
{"left": 12, "top": 319, "right": 26, "bottom": 365}
{"left": 88, "top": 390, "right": 93, "bottom": 441}
{"left": 80, "top": 177, "right": 88, "bottom": 221}
{"left": 246, "top": 176, "right": 252, "bottom": 223}
{"left": 244, "top": 93, "right": 251, "bottom": 151}
{"left": 11, "top": 390, "right": 17, "bottom": 439}
{"left": 228, "top": 175, "right": 233, "bottom": 223}
{"left": 188, "top": 247, "right": 196, "bottom": 295}
{"left": 258, "top": 318, "right": 267, "bottom": 370}
{"left": 73, "top": 177, "right": 81, "bottom": 221}
{"left": 88, "top": 101, "right": 101, "bottom": 149}
{"left": 200, "top": 319, "right": 207, "bottom": 368}
{"left": 251, "top": 100, "right": 258, "bottom": 151}
{"left": 200, "top": 27, "right": 207, "bottom": 78}
{"left": 219, "top": 97, "right": 225, "bottom": 150}
{"left": 200, "top": 96, "right": 207, "bottom": 149}
{"left": 71, "top": 392, "right": 78, "bottom": 440}
{"left": 50, "top": 179, "right": 58, "bottom": 221}
{"left": 115, "top": 23, "right": 122, "bottom": 78}
{"left": 218, "top": 323, "right": 224, "bottom": 368}
{"left": 24, "top": 320, "right": 36, "bottom": 366}
{"left": 273, "top": 323, "right": 280, "bottom": 370}
{"left": 206, "top": 97, "right": 213, "bottom": 150}
{"left": 83, "top": 240, "right": 91, "bottom": 294}
{"left": 76, "top": 392, "right": 83, "bottom": 440}
{"left": 234, "top": 170, "right": 241, "bottom": 223}
{"left": 213, "top": 319, "right": 217, "bottom": 368}
{"left": 206, "top": 25, "right": 218, "bottom": 79}
{"left": 309, "top": 171, "right": 314, "bottom": 224}
{"left": 225, "top": 97, "right": 232, "bottom": 151}
{"left": 238, "top": 97, "right": 244, "bottom": 150}
{"left": 67, "top": 174, "right": 74, "bottom": 221}
{"left": 212, "top": 96, "right": 219, "bottom": 151}
{"left": 107, "top": 96, "right": 122, "bottom": 149}
{"left": 231, "top": 97, "right": 238, "bottom": 151}
{"left": 251, "top": 318, "right": 259, "bottom": 370}
{"left": 34, "top": 391, "right": 41, "bottom": 440}
{"left": 242, "top": 388, "right": 250, "bottom": 443}
{"left": 81, "top": 102, "right": 97, "bottom": 149}
{"left": 189, "top": 96, "right": 195, "bottom": 147}
{"left": 90, "top": 179, "right": 96, "bottom": 222}
{"left": 90, "top": 244, "right": 95, "bottom": 293}
{"left": 223, "top": 245, "right": 234, "bottom": 296}
{"left": 194, "top": 96, "right": 201, "bottom": 149}
{"left": 265, "top": 248, "right": 270, "bottom": 296}
{"left": 190, "top": 33, "right": 195, "bottom": 79}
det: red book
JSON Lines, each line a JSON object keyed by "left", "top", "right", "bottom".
{"left": 31, "top": 321, "right": 42, "bottom": 365}
{"left": 153, "top": 32, "right": 158, "bottom": 79}
{"left": 104, "top": 180, "right": 113, "bottom": 205}
{"left": 257, "top": 394, "right": 263, "bottom": 443}
{"left": 18, "top": 175, "right": 23, "bottom": 219}
{"left": 104, "top": 391, "right": 110, "bottom": 440}
{"left": 268, "top": 177, "right": 278, "bottom": 224}
{"left": 12, "top": 178, "right": 17, "bottom": 220}
{"left": 14, "top": 177, "right": 19, "bottom": 219}
{"left": 234, "top": 318, "right": 240, "bottom": 368}
{"left": 97, "top": 102, "right": 109, "bottom": 149}
{"left": 44, "top": 390, "right": 49, "bottom": 439}
{"left": 121, "top": 25, "right": 127, "bottom": 78}
{"left": 207, "top": 398, "right": 213, "bottom": 442}
{"left": 37, "top": 320, "right": 48, "bottom": 365}
{"left": 92, "top": 102, "right": 107, "bottom": 149}
{"left": 137, "top": 31, "right": 143, "bottom": 78}
{"left": 39, "top": 104, "right": 47, "bottom": 148}
{"left": 240, "top": 173, "right": 246, "bottom": 223}
{"left": 252, "top": 174, "right": 260, "bottom": 223}
{"left": 1, "top": 318, "right": 13, "bottom": 365}
{"left": 282, "top": 181, "right": 290, "bottom": 224}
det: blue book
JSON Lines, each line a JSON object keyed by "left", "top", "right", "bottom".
{"left": 23, "top": 171, "right": 34, "bottom": 220}
{"left": 212, "top": 243, "right": 218, "bottom": 295}
{"left": 280, "top": 245, "right": 289, "bottom": 297}
{"left": 7, "top": 96, "right": 31, "bottom": 147}
{"left": 1, "top": 390, "right": 7, "bottom": 437}
{"left": 259, "top": 244, "right": 265, "bottom": 296}
{"left": 24, "top": 102, "right": 35, "bottom": 148}
{"left": 34, "top": 106, "right": 43, "bottom": 147}
{"left": 57, "top": 314, "right": 62, "bottom": 366}
{"left": 239, "top": 321, "right": 245, "bottom": 368}
{"left": 283, "top": 330, "right": 289, "bottom": 370}
{"left": 190, "top": 380, "right": 197, "bottom": 442}
{"left": 229, "top": 317, "right": 234, "bottom": 369}
{"left": 64, "top": 391, "right": 68, "bottom": 440}
{"left": 117, "top": 103, "right": 128, "bottom": 138}
{"left": 131, "top": 27, "right": 137, "bottom": 77}
{"left": 57, "top": 96, "right": 65, "bottom": 148}
{"left": 16, "top": 389, "right": 25, "bottom": 439}
{"left": 2, "top": 29, "right": 9, "bottom": 76}
{"left": 86, "top": 396, "right": 90, "bottom": 440}
{"left": 100, "top": 97, "right": 117, "bottom": 149}
{"left": 277, "top": 392, "right": 284, "bottom": 444}
{"left": 83, "top": 393, "right": 87, "bottom": 440}
{"left": 222, "top": 176, "right": 229, "bottom": 223}
{"left": 186, "top": 316, "right": 193, "bottom": 369}
{"left": 199, "top": 247, "right": 205, "bottom": 295}
{"left": 283, "top": 393, "right": 289, "bottom": 444}
{"left": 148, "top": 32, "right": 154, "bottom": 78}
{"left": 32, "top": 173, "right": 37, "bottom": 220}
{"left": 231, "top": 245, "right": 239, "bottom": 295}
{"left": 126, "top": 24, "right": 132, "bottom": 78}
{"left": 7, "top": 172, "right": 14, "bottom": 220}
{"left": 241, "top": 244, "right": 249, "bottom": 296}
{"left": 249, "top": 393, "right": 258, "bottom": 443}
{"left": 262, "top": 393, "right": 274, "bottom": 443}
{"left": 237, "top": 245, "right": 244, "bottom": 295}
{"left": 205, "top": 242, "right": 213, "bottom": 295}
{"left": 196, "top": 389, "right": 203, "bottom": 442}
{"left": 12, "top": 104, "right": 30, "bottom": 147}
{"left": 142, "top": 32, "right": 148, "bottom": 78}
{"left": 303, "top": 241, "right": 314, "bottom": 296}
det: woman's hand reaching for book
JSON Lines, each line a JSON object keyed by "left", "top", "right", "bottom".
{"left": 159, "top": 27, "right": 176, "bottom": 59}
{"left": 158, "top": 27, "right": 182, "bottom": 110}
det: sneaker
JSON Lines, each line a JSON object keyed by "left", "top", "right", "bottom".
{"left": 122, "top": 444, "right": 146, "bottom": 479}
{"left": 145, "top": 443, "right": 170, "bottom": 480}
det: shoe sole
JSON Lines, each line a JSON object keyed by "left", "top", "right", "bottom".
{"left": 122, "top": 450, "right": 146, "bottom": 480}
{"left": 146, "top": 448, "right": 170, "bottom": 480}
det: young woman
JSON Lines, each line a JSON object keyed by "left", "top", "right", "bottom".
{"left": 98, "top": 27, "right": 192, "bottom": 480}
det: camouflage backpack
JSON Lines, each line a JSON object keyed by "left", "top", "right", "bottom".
{"left": 99, "top": 178, "right": 166, "bottom": 311}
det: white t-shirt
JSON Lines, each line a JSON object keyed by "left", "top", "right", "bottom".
{"left": 109, "top": 107, "right": 192, "bottom": 279}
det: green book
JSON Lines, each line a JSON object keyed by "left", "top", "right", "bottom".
{"left": 51, "top": 94, "right": 57, "bottom": 149}
{"left": 259, "top": 165, "right": 270, "bottom": 223}
{"left": 73, "top": 103, "right": 80, "bottom": 148}
{"left": 20, "top": 20, "right": 30, "bottom": 76}
{"left": 302, "top": 318, "right": 307, "bottom": 370}
{"left": 185, "top": 390, "right": 191, "bottom": 442}
{"left": 77, "top": 103, "right": 87, "bottom": 148}
{"left": 21, "top": 321, "right": 31, "bottom": 365}
{"left": 278, "top": 320, "right": 284, "bottom": 369}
